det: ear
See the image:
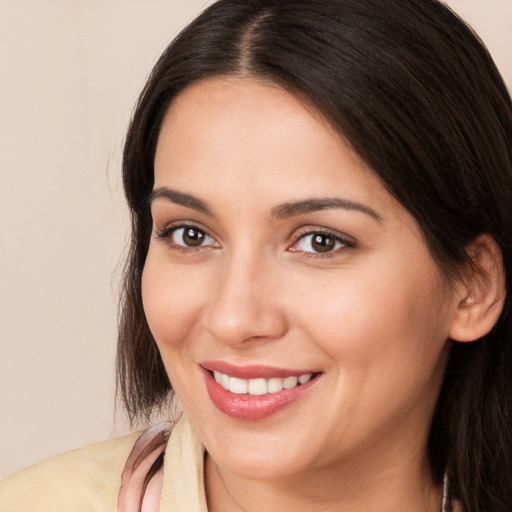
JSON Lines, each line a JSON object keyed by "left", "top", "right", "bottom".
{"left": 449, "top": 234, "right": 506, "bottom": 343}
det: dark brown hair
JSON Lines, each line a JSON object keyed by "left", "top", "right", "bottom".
{"left": 117, "top": 1, "right": 512, "bottom": 510}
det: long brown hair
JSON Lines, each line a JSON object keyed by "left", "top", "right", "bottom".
{"left": 117, "top": 1, "right": 512, "bottom": 510}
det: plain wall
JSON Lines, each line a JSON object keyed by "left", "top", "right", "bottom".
{"left": 1, "top": 0, "right": 511, "bottom": 479}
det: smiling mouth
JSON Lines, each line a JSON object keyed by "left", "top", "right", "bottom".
{"left": 201, "top": 364, "right": 321, "bottom": 420}
{"left": 212, "top": 370, "right": 314, "bottom": 395}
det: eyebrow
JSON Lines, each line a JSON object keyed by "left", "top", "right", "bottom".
{"left": 148, "top": 187, "right": 382, "bottom": 222}
{"left": 271, "top": 198, "right": 382, "bottom": 221}
{"left": 148, "top": 187, "right": 213, "bottom": 216}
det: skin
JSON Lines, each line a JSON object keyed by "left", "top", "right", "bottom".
{"left": 142, "top": 77, "right": 463, "bottom": 511}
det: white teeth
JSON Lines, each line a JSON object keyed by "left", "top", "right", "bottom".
{"left": 220, "top": 372, "right": 230, "bottom": 389}
{"left": 267, "top": 377, "right": 284, "bottom": 393}
{"left": 298, "top": 373, "right": 312, "bottom": 384}
{"left": 248, "top": 378, "right": 267, "bottom": 395}
{"left": 282, "top": 376, "right": 298, "bottom": 389}
{"left": 214, "top": 370, "right": 230, "bottom": 390}
{"left": 229, "top": 377, "right": 248, "bottom": 394}
{"left": 213, "top": 371, "right": 314, "bottom": 395}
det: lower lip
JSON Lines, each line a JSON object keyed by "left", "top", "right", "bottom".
{"left": 202, "top": 368, "right": 318, "bottom": 420}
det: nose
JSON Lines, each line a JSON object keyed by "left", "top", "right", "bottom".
{"left": 203, "top": 250, "right": 288, "bottom": 347}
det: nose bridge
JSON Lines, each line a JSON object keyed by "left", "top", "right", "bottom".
{"left": 204, "top": 244, "right": 286, "bottom": 345}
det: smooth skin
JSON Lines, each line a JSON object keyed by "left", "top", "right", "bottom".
{"left": 142, "top": 77, "right": 504, "bottom": 511}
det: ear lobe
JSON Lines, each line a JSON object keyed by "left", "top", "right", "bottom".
{"left": 449, "top": 234, "right": 506, "bottom": 343}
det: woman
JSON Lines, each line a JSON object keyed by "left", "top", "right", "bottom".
{"left": 116, "top": 0, "right": 512, "bottom": 510}
{"left": 1, "top": 0, "right": 510, "bottom": 511}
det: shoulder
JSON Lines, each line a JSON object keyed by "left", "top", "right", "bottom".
{"left": 0, "top": 432, "right": 141, "bottom": 512}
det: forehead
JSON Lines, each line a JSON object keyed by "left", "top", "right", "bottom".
{"left": 159, "top": 77, "right": 341, "bottom": 164}
{"left": 154, "top": 77, "right": 396, "bottom": 208}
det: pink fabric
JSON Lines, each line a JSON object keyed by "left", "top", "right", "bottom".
{"left": 118, "top": 423, "right": 172, "bottom": 512}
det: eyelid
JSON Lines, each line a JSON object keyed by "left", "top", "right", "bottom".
{"left": 287, "top": 226, "right": 356, "bottom": 256}
{"left": 154, "top": 221, "right": 220, "bottom": 249}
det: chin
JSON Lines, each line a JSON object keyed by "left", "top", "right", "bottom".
{"left": 200, "top": 420, "right": 313, "bottom": 481}
{"left": 213, "top": 447, "right": 304, "bottom": 481}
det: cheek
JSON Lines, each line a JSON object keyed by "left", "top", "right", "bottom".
{"left": 141, "top": 255, "right": 205, "bottom": 354}
{"left": 293, "top": 258, "right": 449, "bottom": 372}
{"left": 292, "top": 263, "right": 451, "bottom": 439}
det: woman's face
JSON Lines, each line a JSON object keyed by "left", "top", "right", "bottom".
{"left": 142, "top": 77, "right": 457, "bottom": 480}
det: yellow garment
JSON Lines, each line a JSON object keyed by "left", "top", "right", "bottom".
{"left": 0, "top": 431, "right": 140, "bottom": 511}
{"left": 0, "top": 415, "right": 208, "bottom": 512}
{"left": 160, "top": 414, "right": 208, "bottom": 512}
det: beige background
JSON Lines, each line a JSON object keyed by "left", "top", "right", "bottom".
{"left": 1, "top": 0, "right": 511, "bottom": 479}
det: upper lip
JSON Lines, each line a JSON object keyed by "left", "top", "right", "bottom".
{"left": 200, "top": 360, "right": 319, "bottom": 379}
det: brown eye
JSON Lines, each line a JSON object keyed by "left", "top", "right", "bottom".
{"left": 170, "top": 226, "right": 214, "bottom": 247}
{"left": 293, "top": 231, "right": 348, "bottom": 255}
{"left": 183, "top": 227, "right": 205, "bottom": 246}
{"left": 311, "top": 234, "right": 336, "bottom": 253}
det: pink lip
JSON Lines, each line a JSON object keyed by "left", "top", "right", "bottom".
{"left": 201, "top": 360, "right": 317, "bottom": 379}
{"left": 200, "top": 365, "right": 320, "bottom": 420}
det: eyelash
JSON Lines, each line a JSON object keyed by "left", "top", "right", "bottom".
{"left": 289, "top": 228, "right": 356, "bottom": 259}
{"left": 154, "top": 223, "right": 355, "bottom": 257}
{"left": 154, "top": 223, "right": 218, "bottom": 253}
